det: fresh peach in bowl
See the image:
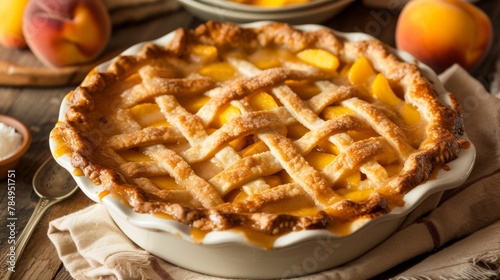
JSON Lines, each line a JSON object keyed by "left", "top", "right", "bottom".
{"left": 0, "top": 115, "right": 31, "bottom": 180}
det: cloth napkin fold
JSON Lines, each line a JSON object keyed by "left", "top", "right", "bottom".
{"left": 491, "top": 58, "right": 500, "bottom": 99}
{"left": 48, "top": 65, "right": 500, "bottom": 280}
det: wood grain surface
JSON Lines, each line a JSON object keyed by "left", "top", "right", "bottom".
{"left": 0, "top": 1, "right": 498, "bottom": 279}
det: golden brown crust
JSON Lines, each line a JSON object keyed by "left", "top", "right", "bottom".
{"left": 53, "top": 21, "right": 466, "bottom": 235}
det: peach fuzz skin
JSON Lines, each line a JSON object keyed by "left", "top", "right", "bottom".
{"left": 0, "top": 0, "right": 30, "bottom": 48}
{"left": 396, "top": 0, "right": 492, "bottom": 73}
{"left": 22, "top": 0, "right": 111, "bottom": 67}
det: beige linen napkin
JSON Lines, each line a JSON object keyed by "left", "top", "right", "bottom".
{"left": 48, "top": 64, "right": 500, "bottom": 280}
{"left": 393, "top": 220, "right": 500, "bottom": 280}
{"left": 492, "top": 58, "right": 500, "bottom": 99}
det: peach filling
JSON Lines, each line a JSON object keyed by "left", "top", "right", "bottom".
{"left": 117, "top": 47, "right": 427, "bottom": 213}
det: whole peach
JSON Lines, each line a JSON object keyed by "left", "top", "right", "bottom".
{"left": 395, "top": 0, "right": 492, "bottom": 73}
{"left": 22, "top": 0, "right": 111, "bottom": 67}
{"left": 0, "top": 0, "right": 29, "bottom": 48}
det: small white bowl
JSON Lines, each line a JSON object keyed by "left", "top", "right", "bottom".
{"left": 50, "top": 22, "right": 476, "bottom": 279}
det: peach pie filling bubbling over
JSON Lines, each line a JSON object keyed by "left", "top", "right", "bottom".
{"left": 52, "top": 22, "right": 468, "bottom": 244}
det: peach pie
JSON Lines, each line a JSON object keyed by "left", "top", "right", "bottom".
{"left": 52, "top": 22, "right": 468, "bottom": 236}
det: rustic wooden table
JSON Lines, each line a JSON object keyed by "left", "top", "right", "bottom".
{"left": 1, "top": 1, "right": 499, "bottom": 279}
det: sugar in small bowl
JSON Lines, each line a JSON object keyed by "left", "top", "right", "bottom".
{"left": 0, "top": 115, "right": 31, "bottom": 180}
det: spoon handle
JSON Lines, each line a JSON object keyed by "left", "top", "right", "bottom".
{"left": 1, "top": 197, "right": 56, "bottom": 280}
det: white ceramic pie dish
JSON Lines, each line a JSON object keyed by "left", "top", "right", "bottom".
{"left": 50, "top": 22, "right": 476, "bottom": 279}
{"left": 178, "top": 0, "right": 354, "bottom": 24}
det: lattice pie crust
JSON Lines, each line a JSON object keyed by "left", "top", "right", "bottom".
{"left": 52, "top": 22, "right": 468, "bottom": 236}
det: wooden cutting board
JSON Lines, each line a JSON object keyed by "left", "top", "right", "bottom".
{"left": 0, "top": 51, "right": 121, "bottom": 87}
{"left": 0, "top": 61, "right": 88, "bottom": 87}
{"left": 0, "top": 9, "right": 193, "bottom": 88}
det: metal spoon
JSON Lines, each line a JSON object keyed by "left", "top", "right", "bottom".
{"left": 1, "top": 158, "right": 78, "bottom": 280}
